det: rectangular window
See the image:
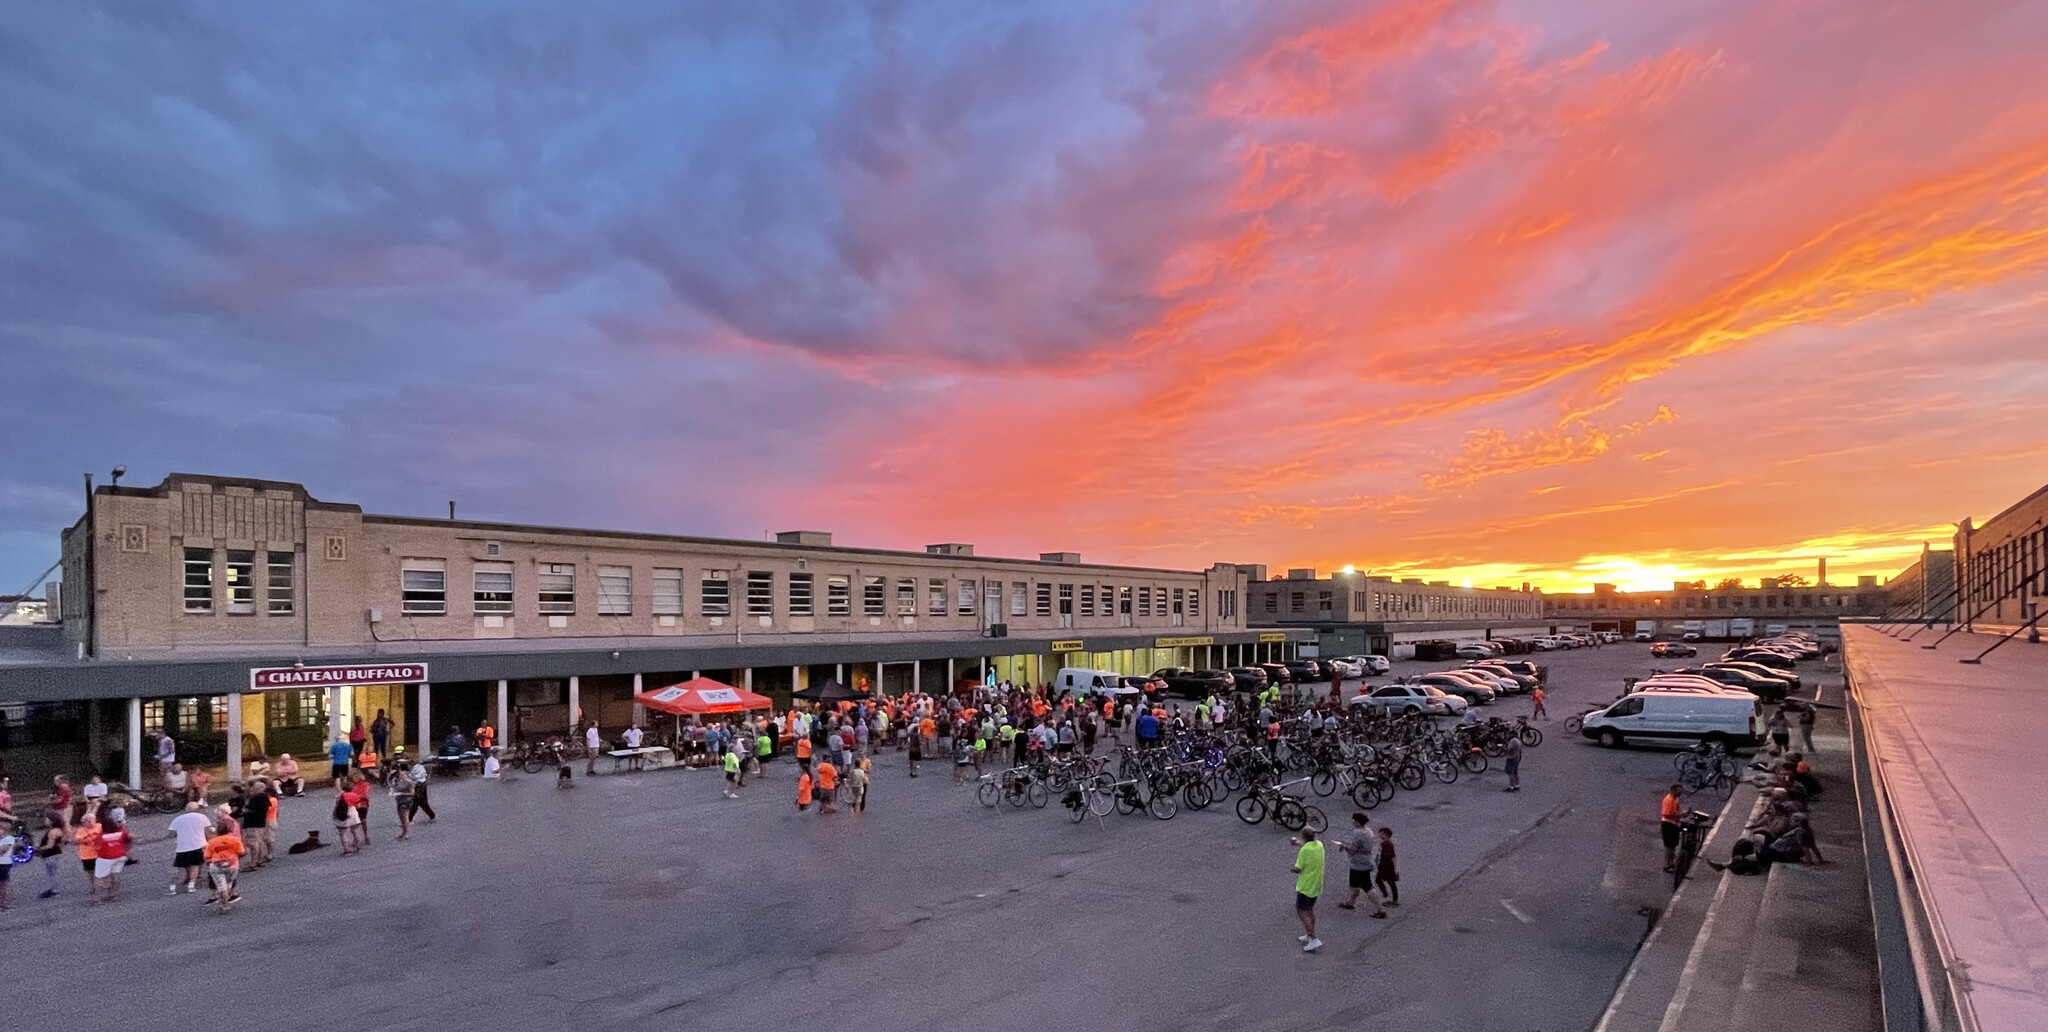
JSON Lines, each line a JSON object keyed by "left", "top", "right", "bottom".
{"left": 401, "top": 559, "right": 447, "bottom": 615}
{"left": 1156, "top": 587, "right": 1169, "bottom": 616}
{"left": 537, "top": 563, "right": 576, "bottom": 615}
{"left": 1288, "top": 591, "right": 1304, "bottom": 613}
{"left": 1139, "top": 588, "right": 1153, "bottom": 618}
{"left": 928, "top": 578, "right": 947, "bottom": 617}
{"left": 1057, "top": 583, "right": 1074, "bottom": 615}
{"left": 701, "top": 571, "right": 730, "bottom": 616}
{"left": 1188, "top": 587, "right": 1200, "bottom": 618}
{"left": 183, "top": 547, "right": 214, "bottom": 612}
{"left": 652, "top": 568, "right": 684, "bottom": 615}
{"left": 1176, "top": 587, "right": 1188, "bottom": 615}
{"left": 747, "top": 571, "right": 774, "bottom": 617}
{"left": 790, "top": 572, "right": 814, "bottom": 616}
{"left": 865, "top": 575, "right": 887, "bottom": 616}
{"left": 265, "top": 551, "right": 295, "bottom": 615}
{"left": 597, "top": 566, "right": 632, "bottom": 615}
{"left": 827, "top": 575, "right": 851, "bottom": 616}
{"left": 956, "top": 579, "right": 975, "bottom": 617}
{"left": 474, "top": 561, "right": 515, "bottom": 614}
{"left": 226, "top": 549, "right": 256, "bottom": 614}
{"left": 986, "top": 580, "right": 1002, "bottom": 618}
{"left": 1120, "top": 585, "right": 1133, "bottom": 615}
{"left": 1080, "top": 584, "right": 1096, "bottom": 617}
{"left": 1035, "top": 582, "right": 1052, "bottom": 617}
{"left": 897, "top": 577, "right": 917, "bottom": 615}
{"left": 1012, "top": 582, "right": 1028, "bottom": 616}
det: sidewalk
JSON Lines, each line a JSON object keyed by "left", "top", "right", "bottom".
{"left": 1597, "top": 666, "right": 1881, "bottom": 1032}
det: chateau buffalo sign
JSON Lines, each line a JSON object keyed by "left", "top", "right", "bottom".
{"left": 249, "top": 663, "right": 429, "bottom": 691}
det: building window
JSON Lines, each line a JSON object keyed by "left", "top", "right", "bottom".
{"left": 865, "top": 575, "right": 887, "bottom": 616}
{"left": 1175, "top": 588, "right": 1188, "bottom": 615}
{"left": 1035, "top": 582, "right": 1052, "bottom": 617}
{"left": 652, "top": 568, "right": 684, "bottom": 616}
{"left": 1139, "top": 589, "right": 1153, "bottom": 618}
{"left": 1188, "top": 587, "right": 1200, "bottom": 618}
{"left": 264, "top": 689, "right": 326, "bottom": 731}
{"left": 267, "top": 551, "right": 295, "bottom": 615}
{"left": 701, "top": 571, "right": 730, "bottom": 616}
{"left": 538, "top": 563, "right": 576, "bottom": 616}
{"left": 1263, "top": 591, "right": 1277, "bottom": 615}
{"left": 143, "top": 699, "right": 166, "bottom": 731}
{"left": 928, "top": 578, "right": 947, "bottom": 617}
{"left": 1289, "top": 591, "right": 1304, "bottom": 613}
{"left": 1011, "top": 581, "right": 1028, "bottom": 617}
{"left": 1155, "top": 587, "right": 1168, "bottom": 616}
{"left": 401, "top": 559, "right": 447, "bottom": 616}
{"left": 1119, "top": 585, "right": 1133, "bottom": 615}
{"left": 597, "top": 566, "right": 632, "bottom": 615}
{"left": 474, "top": 561, "right": 515, "bottom": 615}
{"left": 226, "top": 549, "right": 257, "bottom": 614}
{"left": 1217, "top": 589, "right": 1236, "bottom": 618}
{"left": 790, "top": 572, "right": 814, "bottom": 616}
{"left": 827, "top": 575, "right": 851, "bottom": 617}
{"left": 897, "top": 578, "right": 917, "bottom": 615}
{"left": 1080, "top": 585, "right": 1096, "bottom": 617}
{"left": 1058, "top": 583, "right": 1074, "bottom": 615}
{"left": 747, "top": 571, "right": 774, "bottom": 617}
{"left": 986, "top": 580, "right": 1002, "bottom": 618}
{"left": 956, "top": 580, "right": 975, "bottom": 617}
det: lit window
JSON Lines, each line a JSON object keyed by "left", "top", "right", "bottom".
{"left": 537, "top": 564, "right": 576, "bottom": 615}
{"left": 652, "top": 568, "right": 683, "bottom": 615}
{"left": 597, "top": 566, "right": 632, "bottom": 615}
{"left": 401, "top": 559, "right": 447, "bottom": 616}
{"left": 267, "top": 551, "right": 295, "bottom": 615}
{"left": 474, "top": 561, "right": 514, "bottom": 614}
{"left": 790, "top": 572, "right": 814, "bottom": 616}
{"left": 226, "top": 550, "right": 256, "bottom": 614}
{"left": 701, "top": 571, "right": 730, "bottom": 616}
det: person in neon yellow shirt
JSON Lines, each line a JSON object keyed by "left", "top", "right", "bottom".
{"left": 722, "top": 748, "right": 742, "bottom": 799}
{"left": 1292, "top": 827, "right": 1326, "bottom": 952}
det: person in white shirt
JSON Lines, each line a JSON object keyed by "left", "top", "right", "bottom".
{"left": 165, "top": 803, "right": 212, "bottom": 894}
{"left": 82, "top": 776, "right": 109, "bottom": 806}
{"left": 584, "top": 722, "right": 602, "bottom": 775}
{"left": 482, "top": 750, "right": 502, "bottom": 779}
{"left": 623, "top": 725, "right": 644, "bottom": 749}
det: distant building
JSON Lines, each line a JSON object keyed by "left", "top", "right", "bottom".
{"left": 1245, "top": 570, "right": 1546, "bottom": 656}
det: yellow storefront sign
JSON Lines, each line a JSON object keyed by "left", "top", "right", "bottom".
{"left": 1051, "top": 639, "right": 1087, "bottom": 652}
{"left": 1154, "top": 635, "right": 1215, "bottom": 648}
{"left": 1258, "top": 632, "right": 1287, "bottom": 643}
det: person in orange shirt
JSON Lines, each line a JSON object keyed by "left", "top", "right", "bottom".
{"left": 72, "top": 814, "right": 101, "bottom": 891}
{"left": 1661, "top": 784, "right": 1684, "bottom": 872}
{"left": 795, "top": 734, "right": 813, "bottom": 772}
{"left": 475, "top": 721, "right": 496, "bottom": 754}
{"left": 796, "top": 771, "right": 814, "bottom": 812}
{"left": 1530, "top": 687, "right": 1547, "bottom": 721}
{"left": 816, "top": 759, "right": 839, "bottom": 814}
{"left": 202, "top": 822, "right": 246, "bottom": 911}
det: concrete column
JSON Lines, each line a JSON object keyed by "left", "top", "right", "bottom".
{"left": 945, "top": 657, "right": 954, "bottom": 691}
{"left": 836, "top": 663, "right": 845, "bottom": 684}
{"left": 913, "top": 660, "right": 922, "bottom": 695}
{"left": 743, "top": 668, "right": 754, "bottom": 691}
{"left": 792, "top": 665, "right": 802, "bottom": 692}
{"left": 631, "top": 673, "right": 645, "bottom": 726}
{"left": 126, "top": 696, "right": 143, "bottom": 788}
{"left": 226, "top": 693, "right": 244, "bottom": 777}
{"left": 496, "top": 680, "right": 510, "bottom": 749}
{"left": 567, "top": 676, "right": 580, "bottom": 734}
{"left": 327, "top": 687, "right": 344, "bottom": 743}
{"left": 417, "top": 683, "right": 433, "bottom": 756}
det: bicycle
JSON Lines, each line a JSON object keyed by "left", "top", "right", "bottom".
{"left": 1680, "top": 764, "right": 1737, "bottom": 801}
{"left": 105, "top": 783, "right": 184, "bottom": 815}
{"left": 6, "top": 818, "right": 32, "bottom": 865}
{"left": 1671, "top": 809, "right": 1716, "bottom": 890}
{"left": 1234, "top": 777, "right": 1326, "bottom": 833}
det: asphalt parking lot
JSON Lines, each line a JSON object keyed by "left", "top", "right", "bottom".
{"left": 3, "top": 643, "right": 1815, "bottom": 1032}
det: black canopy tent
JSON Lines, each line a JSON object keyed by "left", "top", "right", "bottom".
{"left": 791, "top": 679, "right": 864, "bottom": 703}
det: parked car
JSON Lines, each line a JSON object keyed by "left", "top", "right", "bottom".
{"left": 1673, "top": 665, "right": 1790, "bottom": 703}
{"left": 1120, "top": 675, "right": 1164, "bottom": 695}
{"left": 1283, "top": 659, "right": 1328, "bottom": 683}
{"left": 1722, "top": 649, "right": 1796, "bottom": 670}
{"left": 1579, "top": 691, "right": 1762, "bottom": 749}
{"left": 1150, "top": 668, "right": 1233, "bottom": 698}
{"left": 1360, "top": 655, "right": 1391, "bottom": 675}
{"left": 1704, "top": 661, "right": 1802, "bottom": 693}
{"left": 1255, "top": 662, "right": 1294, "bottom": 686}
{"left": 1225, "top": 666, "right": 1270, "bottom": 691}
{"left": 1649, "top": 641, "right": 1697, "bottom": 658}
{"left": 1475, "top": 659, "right": 1546, "bottom": 683}
{"left": 1453, "top": 643, "right": 1493, "bottom": 659}
{"left": 1464, "top": 662, "right": 1536, "bottom": 691}
{"left": 1323, "top": 657, "right": 1364, "bottom": 679}
{"left": 1411, "top": 639, "right": 1463, "bottom": 661}
{"left": 1412, "top": 672, "right": 1496, "bottom": 705}
{"left": 1350, "top": 683, "right": 1465, "bottom": 716}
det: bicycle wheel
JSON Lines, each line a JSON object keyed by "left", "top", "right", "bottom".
{"left": 1183, "top": 780, "right": 1213, "bottom": 811}
{"left": 977, "top": 781, "right": 1000, "bottom": 808}
{"left": 1563, "top": 715, "right": 1582, "bottom": 734}
{"left": 1113, "top": 787, "right": 1138, "bottom": 816}
{"left": 1066, "top": 792, "right": 1089, "bottom": 823}
{"left": 1310, "top": 770, "right": 1337, "bottom": 797}
{"left": 1432, "top": 759, "right": 1459, "bottom": 784}
{"left": 1377, "top": 778, "right": 1397, "bottom": 803}
{"left": 1302, "top": 805, "right": 1328, "bottom": 835}
{"left": 1519, "top": 726, "right": 1542, "bottom": 747}
{"left": 1148, "top": 792, "right": 1177, "bottom": 820}
{"left": 1397, "top": 764, "right": 1426, "bottom": 792}
{"left": 1006, "top": 780, "right": 1031, "bottom": 808}
{"left": 1087, "top": 777, "right": 1116, "bottom": 817}
{"left": 1460, "top": 749, "right": 1488, "bottom": 774}
{"left": 522, "top": 754, "right": 546, "bottom": 775}
{"left": 1235, "top": 794, "right": 1268, "bottom": 825}
{"left": 1713, "top": 772, "right": 1735, "bottom": 801}
{"left": 1026, "top": 781, "right": 1049, "bottom": 809}
{"left": 1222, "top": 768, "right": 1246, "bottom": 793}
{"left": 1350, "top": 781, "right": 1381, "bottom": 810}
{"left": 1274, "top": 797, "right": 1307, "bottom": 832}
{"left": 1482, "top": 738, "right": 1508, "bottom": 758}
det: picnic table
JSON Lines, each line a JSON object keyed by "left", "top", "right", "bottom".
{"left": 607, "top": 746, "right": 675, "bottom": 773}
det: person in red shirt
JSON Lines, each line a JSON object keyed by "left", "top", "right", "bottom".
{"left": 92, "top": 812, "right": 134, "bottom": 902}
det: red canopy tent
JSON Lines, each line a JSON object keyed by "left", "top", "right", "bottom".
{"left": 634, "top": 677, "right": 773, "bottom": 715}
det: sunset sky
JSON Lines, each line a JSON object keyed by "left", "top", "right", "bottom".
{"left": 4, "top": 1, "right": 2046, "bottom": 595}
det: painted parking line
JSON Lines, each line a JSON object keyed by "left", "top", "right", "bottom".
{"left": 1501, "top": 898, "right": 1535, "bottom": 925}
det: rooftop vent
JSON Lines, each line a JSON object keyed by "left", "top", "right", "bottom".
{"left": 776, "top": 531, "right": 833, "bottom": 547}
{"left": 1039, "top": 551, "right": 1082, "bottom": 564}
{"left": 1287, "top": 568, "right": 1317, "bottom": 580}
{"left": 926, "top": 543, "right": 974, "bottom": 557}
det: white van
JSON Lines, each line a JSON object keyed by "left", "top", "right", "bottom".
{"left": 1056, "top": 667, "right": 1134, "bottom": 695}
{"left": 1578, "top": 691, "right": 1760, "bottom": 750}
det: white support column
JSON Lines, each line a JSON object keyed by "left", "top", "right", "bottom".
{"left": 496, "top": 680, "right": 510, "bottom": 749}
{"left": 328, "top": 687, "right": 344, "bottom": 743}
{"left": 946, "top": 657, "right": 955, "bottom": 690}
{"left": 912, "top": 660, "right": 922, "bottom": 695}
{"left": 631, "top": 673, "right": 645, "bottom": 726}
{"left": 835, "top": 663, "right": 845, "bottom": 684}
{"left": 567, "top": 676, "right": 581, "bottom": 734}
{"left": 743, "top": 668, "right": 754, "bottom": 691}
{"left": 792, "top": 666, "right": 802, "bottom": 693}
{"left": 126, "top": 697, "right": 143, "bottom": 788}
{"left": 416, "top": 683, "right": 433, "bottom": 756}
{"left": 226, "top": 693, "right": 244, "bottom": 777}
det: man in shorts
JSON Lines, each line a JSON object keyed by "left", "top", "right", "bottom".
{"left": 1335, "top": 812, "right": 1387, "bottom": 917}
{"left": 166, "top": 802, "right": 212, "bottom": 895}
{"left": 722, "top": 747, "right": 742, "bottom": 798}
{"left": 328, "top": 738, "right": 353, "bottom": 783}
{"left": 1292, "top": 826, "right": 1326, "bottom": 952}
